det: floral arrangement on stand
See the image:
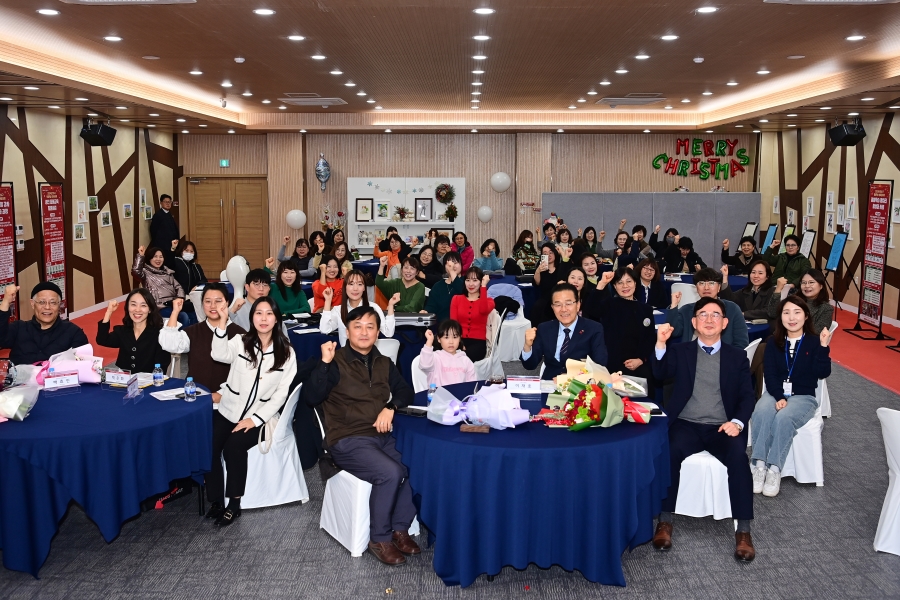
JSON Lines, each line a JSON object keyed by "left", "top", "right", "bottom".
{"left": 321, "top": 206, "right": 346, "bottom": 232}
{"left": 709, "top": 185, "right": 728, "bottom": 192}
{"left": 673, "top": 186, "right": 690, "bottom": 192}
{"left": 444, "top": 203, "right": 458, "bottom": 222}
{"left": 435, "top": 183, "right": 457, "bottom": 222}
{"left": 394, "top": 205, "right": 410, "bottom": 221}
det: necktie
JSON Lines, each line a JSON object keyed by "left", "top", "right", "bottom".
{"left": 702, "top": 345, "right": 714, "bottom": 355}
{"left": 560, "top": 328, "right": 571, "bottom": 360}
{"left": 644, "top": 286, "right": 649, "bottom": 303}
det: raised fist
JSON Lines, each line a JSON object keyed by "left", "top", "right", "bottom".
{"left": 3, "top": 284, "right": 19, "bottom": 302}
{"left": 379, "top": 255, "right": 389, "bottom": 266}
{"left": 723, "top": 239, "right": 730, "bottom": 250}
{"left": 600, "top": 271, "right": 615, "bottom": 286}
{"left": 388, "top": 292, "right": 401, "bottom": 307}
{"left": 105, "top": 299, "right": 119, "bottom": 315}
{"left": 481, "top": 274, "right": 490, "bottom": 287}
{"left": 322, "top": 287, "right": 334, "bottom": 301}
{"left": 524, "top": 327, "right": 537, "bottom": 349}
{"left": 771, "top": 239, "right": 781, "bottom": 249}
{"left": 232, "top": 297, "right": 246, "bottom": 311}
{"left": 171, "top": 298, "right": 184, "bottom": 313}
{"left": 671, "top": 291, "right": 682, "bottom": 307}
{"left": 654, "top": 225, "right": 661, "bottom": 234}
{"left": 265, "top": 257, "right": 275, "bottom": 269}
{"left": 674, "top": 235, "right": 681, "bottom": 244}
{"left": 720, "top": 265, "right": 729, "bottom": 279}
{"left": 321, "top": 341, "right": 337, "bottom": 363}
{"left": 619, "top": 218, "right": 627, "bottom": 229}
{"left": 283, "top": 235, "right": 291, "bottom": 244}
{"left": 138, "top": 245, "right": 145, "bottom": 256}
{"left": 820, "top": 327, "right": 832, "bottom": 347}
{"left": 598, "top": 230, "right": 606, "bottom": 241}
{"left": 657, "top": 323, "right": 674, "bottom": 345}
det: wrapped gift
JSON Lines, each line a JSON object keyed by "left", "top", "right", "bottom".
{"left": 426, "top": 384, "right": 529, "bottom": 430}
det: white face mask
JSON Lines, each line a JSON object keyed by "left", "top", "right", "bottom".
{"left": 182, "top": 252, "right": 194, "bottom": 261}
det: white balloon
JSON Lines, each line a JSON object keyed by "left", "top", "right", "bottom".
{"left": 286, "top": 209, "right": 307, "bottom": 229}
{"left": 477, "top": 205, "right": 493, "bottom": 223}
{"left": 490, "top": 171, "right": 511, "bottom": 193}
{"left": 225, "top": 255, "right": 250, "bottom": 289}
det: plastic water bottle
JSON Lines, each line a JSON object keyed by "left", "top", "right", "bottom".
{"left": 427, "top": 383, "right": 437, "bottom": 405}
{"left": 184, "top": 377, "right": 197, "bottom": 402}
{"left": 152, "top": 364, "right": 164, "bottom": 387}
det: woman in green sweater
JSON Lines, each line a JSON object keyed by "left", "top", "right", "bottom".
{"left": 376, "top": 255, "right": 426, "bottom": 312}
{"left": 423, "top": 251, "right": 465, "bottom": 322}
{"left": 762, "top": 234, "right": 811, "bottom": 287}
{"left": 265, "top": 258, "right": 311, "bottom": 316}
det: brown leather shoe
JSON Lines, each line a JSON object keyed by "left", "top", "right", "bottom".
{"left": 392, "top": 530, "right": 421, "bottom": 555}
{"left": 652, "top": 521, "right": 673, "bottom": 551}
{"left": 734, "top": 532, "right": 756, "bottom": 562}
{"left": 368, "top": 541, "right": 406, "bottom": 565}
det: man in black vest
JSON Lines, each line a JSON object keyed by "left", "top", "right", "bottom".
{"left": 149, "top": 194, "right": 180, "bottom": 264}
{"left": 303, "top": 306, "right": 418, "bottom": 565}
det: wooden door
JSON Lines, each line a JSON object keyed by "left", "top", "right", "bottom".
{"left": 232, "top": 180, "right": 269, "bottom": 270}
{"left": 187, "top": 179, "right": 228, "bottom": 274}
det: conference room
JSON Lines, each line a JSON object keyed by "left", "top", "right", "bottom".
{"left": 1, "top": 0, "right": 899, "bottom": 597}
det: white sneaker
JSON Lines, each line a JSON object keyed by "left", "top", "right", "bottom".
{"left": 752, "top": 465, "right": 767, "bottom": 494}
{"left": 762, "top": 469, "right": 781, "bottom": 497}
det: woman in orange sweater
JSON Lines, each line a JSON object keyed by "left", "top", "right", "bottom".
{"left": 311, "top": 255, "right": 343, "bottom": 312}
{"left": 373, "top": 234, "right": 410, "bottom": 308}
{"left": 450, "top": 266, "right": 495, "bottom": 362}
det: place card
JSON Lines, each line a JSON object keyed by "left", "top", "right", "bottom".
{"left": 105, "top": 369, "right": 131, "bottom": 385}
{"left": 506, "top": 375, "right": 541, "bottom": 394}
{"left": 44, "top": 370, "right": 79, "bottom": 390}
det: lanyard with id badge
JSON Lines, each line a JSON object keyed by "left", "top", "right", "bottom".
{"left": 783, "top": 335, "right": 803, "bottom": 397}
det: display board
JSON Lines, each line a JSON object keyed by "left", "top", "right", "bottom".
{"left": 542, "top": 192, "right": 761, "bottom": 267}
{"left": 825, "top": 232, "right": 848, "bottom": 272}
{"left": 859, "top": 181, "right": 891, "bottom": 328}
{"left": 39, "top": 182, "right": 67, "bottom": 319}
{"left": 0, "top": 183, "right": 17, "bottom": 321}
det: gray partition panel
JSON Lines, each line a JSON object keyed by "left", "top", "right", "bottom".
{"left": 600, "top": 193, "right": 654, "bottom": 238}
{"left": 652, "top": 193, "right": 716, "bottom": 268}
{"left": 541, "top": 193, "right": 605, "bottom": 233}
{"left": 713, "top": 193, "right": 762, "bottom": 268}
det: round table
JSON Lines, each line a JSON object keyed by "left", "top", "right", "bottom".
{"left": 393, "top": 381, "right": 670, "bottom": 587}
{"left": 0, "top": 379, "right": 212, "bottom": 576}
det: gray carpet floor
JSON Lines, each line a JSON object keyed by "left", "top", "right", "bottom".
{"left": 2, "top": 362, "right": 899, "bottom": 599}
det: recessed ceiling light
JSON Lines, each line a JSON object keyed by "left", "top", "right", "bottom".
{"left": 681, "top": 98, "right": 691, "bottom": 103}
{"left": 788, "top": 124, "right": 796, "bottom": 127}
{"left": 702, "top": 91, "right": 713, "bottom": 96}
{"left": 190, "top": 70, "right": 203, "bottom": 75}
{"left": 253, "top": 9, "right": 275, "bottom": 15}
{"left": 74, "top": 97, "right": 89, "bottom": 101}
{"left": 846, "top": 35, "right": 865, "bottom": 41}
{"left": 472, "top": 82, "right": 483, "bottom": 86}
{"left": 367, "top": 99, "right": 375, "bottom": 103}
{"left": 697, "top": 6, "right": 717, "bottom": 13}
{"left": 577, "top": 98, "right": 586, "bottom": 103}
{"left": 116, "top": 106, "right": 127, "bottom": 109}
{"left": 375, "top": 106, "right": 383, "bottom": 110}
{"left": 0, "top": 97, "right": 12, "bottom": 101}
{"left": 221, "top": 81, "right": 232, "bottom": 87}
{"left": 311, "top": 55, "right": 326, "bottom": 60}
{"left": 288, "top": 35, "right": 305, "bottom": 41}
{"left": 472, "top": 91, "right": 481, "bottom": 95}
{"left": 726, "top": 82, "right": 738, "bottom": 86}
{"left": 860, "top": 97, "right": 875, "bottom": 101}
{"left": 473, "top": 55, "right": 487, "bottom": 60}
{"left": 643, "top": 129, "right": 651, "bottom": 133}
{"left": 787, "top": 114, "right": 797, "bottom": 117}
{"left": 752, "top": 129, "right": 760, "bottom": 133}
{"left": 568, "top": 105, "right": 577, "bottom": 109}
{"left": 787, "top": 55, "right": 805, "bottom": 59}
{"left": 890, "top": 106, "right": 900, "bottom": 109}
{"left": 474, "top": 8, "right": 495, "bottom": 14}
{"left": 760, "top": 119, "right": 768, "bottom": 123}
{"left": 471, "top": 105, "right": 479, "bottom": 109}
{"left": 120, "top": 119, "right": 129, "bottom": 122}
{"left": 181, "top": 130, "right": 189, "bottom": 133}
{"left": 48, "top": 105, "right": 59, "bottom": 109}
{"left": 735, "top": 125, "right": 744, "bottom": 127}
{"left": 587, "top": 91, "right": 597, "bottom": 95}
{"left": 242, "top": 92, "right": 252, "bottom": 97}
{"left": 557, "top": 129, "right": 564, "bottom": 133}
{"left": 104, "top": 36, "right": 122, "bottom": 42}
{"left": 471, "top": 128, "right": 478, "bottom": 132}
{"left": 664, "top": 105, "right": 673, "bottom": 109}
{"left": 142, "top": 55, "right": 159, "bottom": 60}
{"left": 820, "top": 106, "right": 831, "bottom": 110}
{"left": 199, "top": 124, "right": 207, "bottom": 127}
{"left": 472, "top": 70, "right": 485, "bottom": 74}
{"left": 228, "top": 129, "right": 235, "bottom": 133}
{"left": 705, "top": 130, "right": 714, "bottom": 133}
{"left": 815, "top": 119, "right": 824, "bottom": 122}
{"left": 344, "top": 82, "right": 356, "bottom": 87}
{"left": 471, "top": 99, "right": 480, "bottom": 102}
{"left": 87, "top": 113, "right": 98, "bottom": 116}
{"left": 300, "top": 129, "right": 306, "bottom": 133}
{"left": 635, "top": 54, "right": 649, "bottom": 60}
{"left": 175, "top": 118, "right": 185, "bottom": 123}
{"left": 357, "top": 91, "right": 366, "bottom": 96}
{"left": 147, "top": 124, "right": 155, "bottom": 128}
{"left": 615, "top": 69, "right": 628, "bottom": 74}
{"left": 278, "top": 105, "right": 287, "bottom": 110}
{"left": 330, "top": 69, "right": 343, "bottom": 75}
{"left": 661, "top": 35, "right": 679, "bottom": 40}
{"left": 757, "top": 70, "right": 770, "bottom": 75}
{"left": 385, "top": 129, "right": 391, "bottom": 132}
{"left": 473, "top": 35, "right": 490, "bottom": 41}
{"left": 23, "top": 86, "right": 39, "bottom": 90}
{"left": 599, "top": 81, "right": 611, "bottom": 85}
{"left": 37, "top": 9, "right": 59, "bottom": 15}
{"left": 262, "top": 99, "right": 271, "bottom": 104}
{"left": 848, "top": 112, "right": 859, "bottom": 116}
{"left": 149, "top": 113, "right": 159, "bottom": 116}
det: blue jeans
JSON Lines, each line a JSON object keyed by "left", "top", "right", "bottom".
{"left": 750, "top": 391, "right": 818, "bottom": 470}
{"left": 159, "top": 306, "right": 192, "bottom": 328}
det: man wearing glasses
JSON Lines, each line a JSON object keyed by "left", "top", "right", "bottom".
{"left": 229, "top": 269, "right": 287, "bottom": 335}
{"left": 521, "top": 283, "right": 607, "bottom": 380}
{"left": 762, "top": 233, "right": 811, "bottom": 287}
{"left": 651, "top": 297, "right": 757, "bottom": 562}
{"left": 665, "top": 268, "right": 749, "bottom": 349}
{"left": 0, "top": 282, "right": 89, "bottom": 365}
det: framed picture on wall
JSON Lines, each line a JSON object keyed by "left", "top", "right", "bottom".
{"left": 143, "top": 206, "right": 153, "bottom": 221}
{"left": 826, "top": 191, "right": 835, "bottom": 213}
{"left": 837, "top": 204, "right": 845, "bottom": 225}
{"left": 77, "top": 201, "right": 87, "bottom": 223}
{"left": 139, "top": 188, "right": 147, "bottom": 207}
{"left": 356, "top": 198, "right": 373, "bottom": 222}
{"left": 123, "top": 204, "right": 133, "bottom": 219}
{"left": 374, "top": 200, "right": 391, "bottom": 221}
{"left": 100, "top": 210, "right": 111, "bottom": 227}
{"left": 892, "top": 198, "right": 900, "bottom": 223}
{"left": 847, "top": 197, "right": 857, "bottom": 219}
{"left": 826, "top": 213, "right": 835, "bottom": 234}
{"left": 806, "top": 196, "right": 815, "bottom": 217}
{"left": 73, "top": 224, "right": 86, "bottom": 241}
{"left": 88, "top": 195, "right": 99, "bottom": 212}
{"left": 787, "top": 208, "right": 796, "bottom": 226}
{"left": 772, "top": 196, "right": 780, "bottom": 214}
{"left": 802, "top": 215, "right": 810, "bottom": 232}
{"left": 415, "top": 198, "right": 432, "bottom": 222}
{"left": 799, "top": 229, "right": 816, "bottom": 258}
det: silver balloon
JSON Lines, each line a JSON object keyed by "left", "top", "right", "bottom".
{"left": 315, "top": 153, "right": 331, "bottom": 192}
{"left": 490, "top": 171, "right": 511, "bottom": 193}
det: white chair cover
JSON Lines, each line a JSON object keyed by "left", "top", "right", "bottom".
{"left": 375, "top": 338, "right": 401, "bottom": 364}
{"left": 410, "top": 355, "right": 429, "bottom": 393}
{"left": 817, "top": 321, "right": 839, "bottom": 418}
{"left": 494, "top": 309, "right": 532, "bottom": 362}
{"left": 320, "top": 470, "right": 420, "bottom": 557}
{"left": 671, "top": 282, "right": 700, "bottom": 308}
{"left": 781, "top": 404, "right": 824, "bottom": 486}
{"left": 226, "top": 384, "right": 310, "bottom": 509}
{"left": 474, "top": 310, "right": 505, "bottom": 380}
{"left": 745, "top": 338, "right": 761, "bottom": 364}
{"left": 188, "top": 288, "right": 205, "bottom": 321}
{"left": 875, "top": 407, "right": 900, "bottom": 555}
{"left": 674, "top": 451, "right": 733, "bottom": 520}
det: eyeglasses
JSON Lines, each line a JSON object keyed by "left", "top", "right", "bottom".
{"left": 696, "top": 311, "right": 723, "bottom": 321}
{"left": 33, "top": 300, "right": 60, "bottom": 308}
{"left": 249, "top": 281, "right": 270, "bottom": 288}
{"left": 785, "top": 243, "right": 798, "bottom": 248}
{"left": 800, "top": 281, "right": 818, "bottom": 286}
{"left": 696, "top": 281, "right": 720, "bottom": 288}
{"left": 551, "top": 301, "right": 578, "bottom": 309}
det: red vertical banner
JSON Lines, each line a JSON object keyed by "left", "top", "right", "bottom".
{"left": 859, "top": 181, "right": 891, "bottom": 328}
{"left": 39, "top": 182, "right": 67, "bottom": 319}
{"left": 0, "top": 183, "right": 17, "bottom": 321}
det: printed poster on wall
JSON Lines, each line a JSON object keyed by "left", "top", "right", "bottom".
{"left": 40, "top": 182, "right": 67, "bottom": 319}
{"left": 0, "top": 183, "right": 17, "bottom": 321}
{"left": 859, "top": 181, "right": 891, "bottom": 328}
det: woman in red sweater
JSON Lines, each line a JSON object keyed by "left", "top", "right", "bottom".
{"left": 311, "top": 255, "right": 343, "bottom": 312}
{"left": 450, "top": 266, "right": 495, "bottom": 362}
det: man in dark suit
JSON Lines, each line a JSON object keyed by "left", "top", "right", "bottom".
{"left": 521, "top": 283, "right": 607, "bottom": 380}
{"left": 149, "top": 193, "right": 180, "bottom": 265}
{"left": 651, "top": 297, "right": 757, "bottom": 562}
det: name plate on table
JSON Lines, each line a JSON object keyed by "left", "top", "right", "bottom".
{"left": 44, "top": 370, "right": 79, "bottom": 390}
{"left": 105, "top": 369, "right": 131, "bottom": 385}
{"left": 506, "top": 375, "right": 541, "bottom": 394}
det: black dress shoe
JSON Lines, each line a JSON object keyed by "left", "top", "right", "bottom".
{"left": 214, "top": 507, "right": 241, "bottom": 527}
{"left": 205, "top": 501, "right": 225, "bottom": 520}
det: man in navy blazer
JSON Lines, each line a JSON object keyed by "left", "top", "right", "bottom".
{"left": 521, "top": 283, "right": 607, "bottom": 380}
{"left": 651, "top": 297, "right": 757, "bottom": 562}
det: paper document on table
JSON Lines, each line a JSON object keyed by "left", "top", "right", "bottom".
{"left": 653, "top": 310, "right": 663, "bottom": 315}
{"left": 517, "top": 282, "right": 533, "bottom": 287}
{"left": 290, "top": 327, "right": 321, "bottom": 335}
{"left": 636, "top": 401, "right": 665, "bottom": 417}
{"left": 151, "top": 388, "right": 211, "bottom": 401}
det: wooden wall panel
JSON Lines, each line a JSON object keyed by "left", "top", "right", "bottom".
{"left": 266, "top": 133, "right": 305, "bottom": 259}
{"left": 304, "top": 134, "right": 518, "bottom": 256}
{"left": 180, "top": 134, "right": 267, "bottom": 176}
{"left": 515, "top": 133, "right": 552, "bottom": 239}
{"left": 551, "top": 134, "right": 757, "bottom": 193}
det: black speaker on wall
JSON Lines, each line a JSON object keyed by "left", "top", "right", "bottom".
{"left": 80, "top": 123, "right": 117, "bottom": 146}
{"left": 828, "top": 119, "right": 866, "bottom": 146}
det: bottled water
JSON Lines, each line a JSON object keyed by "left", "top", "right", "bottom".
{"left": 152, "top": 364, "right": 164, "bottom": 387}
{"left": 184, "top": 377, "right": 197, "bottom": 402}
{"left": 427, "top": 383, "right": 437, "bottom": 405}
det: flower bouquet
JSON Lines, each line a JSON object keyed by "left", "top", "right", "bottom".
{"left": 394, "top": 206, "right": 410, "bottom": 220}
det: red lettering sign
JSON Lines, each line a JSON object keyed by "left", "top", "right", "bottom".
{"left": 0, "top": 184, "right": 16, "bottom": 321}
{"left": 40, "top": 183, "right": 67, "bottom": 318}
{"left": 859, "top": 182, "right": 891, "bottom": 327}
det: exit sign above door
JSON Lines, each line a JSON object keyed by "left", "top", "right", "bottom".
{"left": 219, "top": 159, "right": 230, "bottom": 168}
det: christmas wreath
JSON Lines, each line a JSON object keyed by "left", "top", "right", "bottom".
{"left": 435, "top": 183, "right": 456, "bottom": 204}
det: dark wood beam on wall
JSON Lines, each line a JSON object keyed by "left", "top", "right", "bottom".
{"left": 99, "top": 146, "right": 136, "bottom": 295}
{"left": 82, "top": 139, "right": 104, "bottom": 303}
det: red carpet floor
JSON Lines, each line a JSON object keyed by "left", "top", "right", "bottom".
{"left": 71, "top": 304, "right": 126, "bottom": 365}
{"left": 828, "top": 307, "right": 900, "bottom": 396}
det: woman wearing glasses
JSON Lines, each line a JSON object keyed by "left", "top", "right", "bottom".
{"left": 762, "top": 234, "right": 811, "bottom": 287}
{"left": 767, "top": 268, "right": 834, "bottom": 335}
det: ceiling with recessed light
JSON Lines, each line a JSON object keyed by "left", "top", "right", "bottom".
{"left": 0, "top": 0, "right": 899, "bottom": 133}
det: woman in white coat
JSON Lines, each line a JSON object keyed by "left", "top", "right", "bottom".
{"left": 206, "top": 296, "right": 297, "bottom": 527}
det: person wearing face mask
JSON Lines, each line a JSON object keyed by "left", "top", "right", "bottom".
{"left": 766, "top": 268, "right": 833, "bottom": 335}
{"left": 762, "top": 234, "right": 811, "bottom": 288}
{"left": 0, "top": 282, "right": 89, "bottom": 365}
{"left": 171, "top": 240, "right": 207, "bottom": 325}
{"left": 508, "top": 229, "right": 539, "bottom": 274}
{"left": 423, "top": 251, "right": 465, "bottom": 323}
{"left": 133, "top": 245, "right": 188, "bottom": 327}
{"left": 279, "top": 236, "right": 316, "bottom": 277}
{"left": 263, "top": 259, "right": 312, "bottom": 316}
{"left": 376, "top": 256, "right": 426, "bottom": 313}
{"left": 321, "top": 269, "right": 396, "bottom": 345}
{"left": 97, "top": 288, "right": 170, "bottom": 374}
{"left": 450, "top": 267, "right": 495, "bottom": 361}
{"left": 159, "top": 283, "right": 246, "bottom": 392}
{"left": 648, "top": 226, "right": 678, "bottom": 270}
{"left": 584, "top": 268, "right": 656, "bottom": 394}
{"left": 721, "top": 236, "right": 761, "bottom": 276}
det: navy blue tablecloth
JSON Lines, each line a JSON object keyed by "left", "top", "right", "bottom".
{"left": 393, "top": 381, "right": 670, "bottom": 587}
{"left": 0, "top": 379, "right": 212, "bottom": 576}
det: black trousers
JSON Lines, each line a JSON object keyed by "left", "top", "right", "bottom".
{"left": 661, "top": 419, "right": 754, "bottom": 520}
{"left": 206, "top": 410, "right": 261, "bottom": 502}
{"left": 462, "top": 338, "right": 487, "bottom": 362}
